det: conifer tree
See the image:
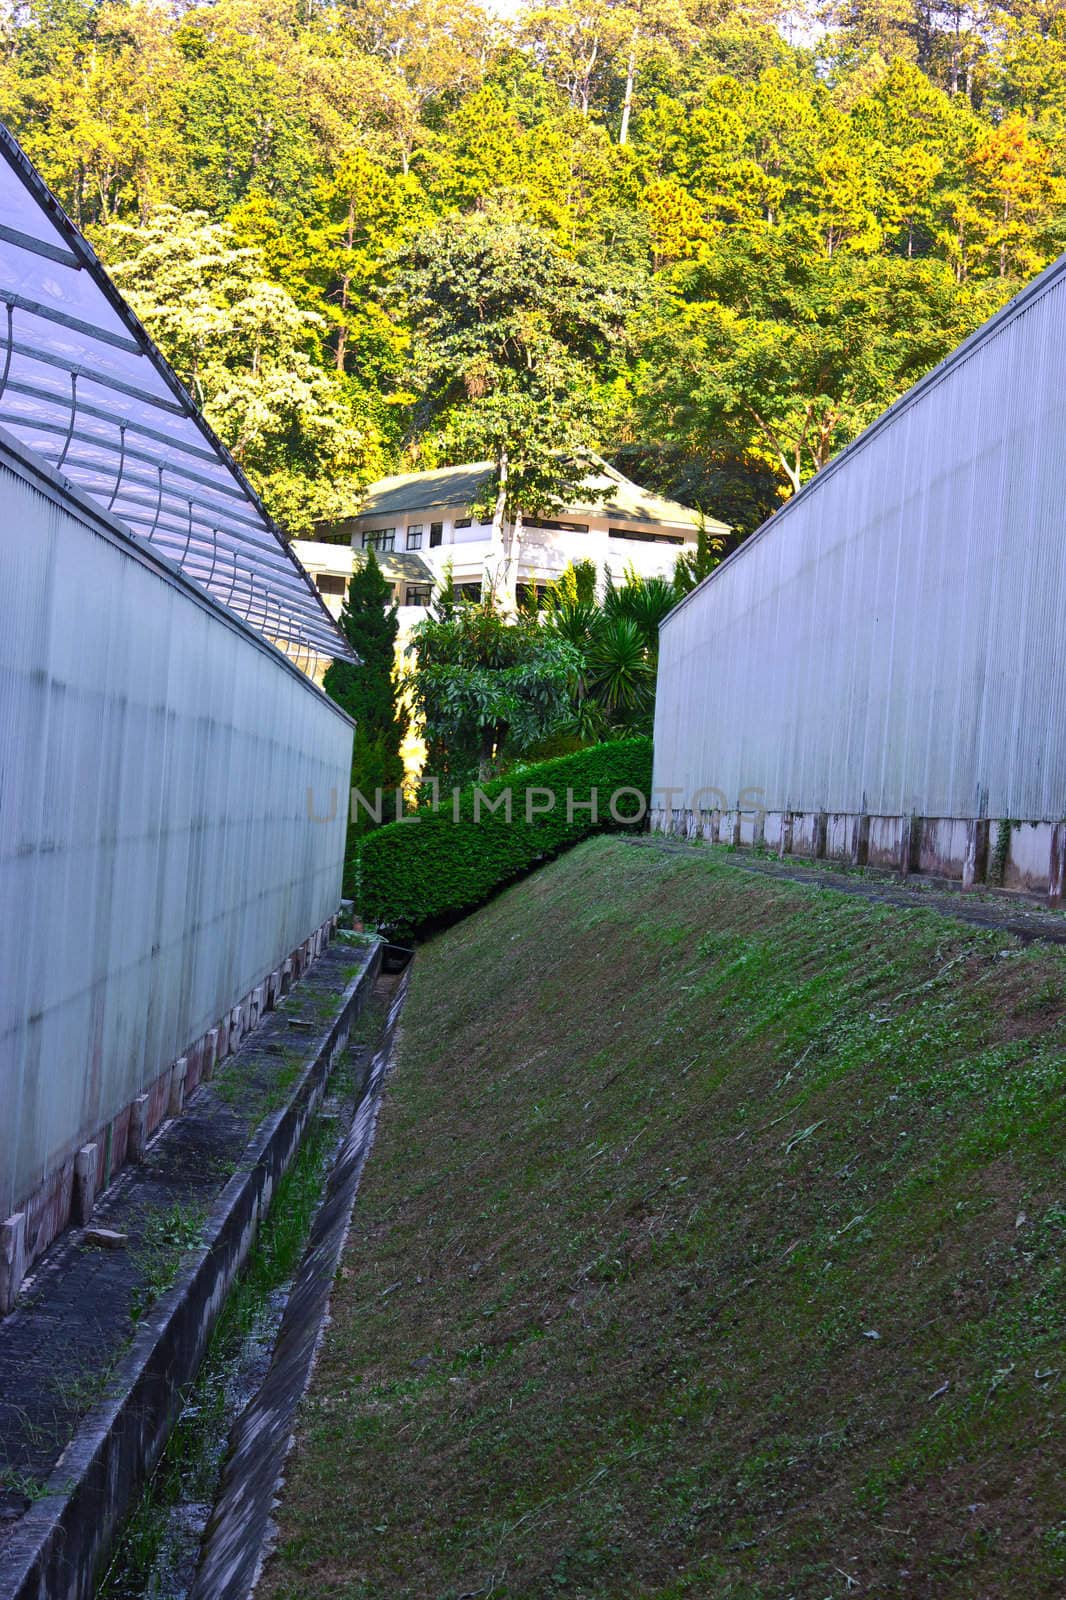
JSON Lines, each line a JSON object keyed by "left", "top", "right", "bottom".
{"left": 324, "top": 550, "right": 407, "bottom": 834}
{"left": 673, "top": 521, "right": 725, "bottom": 595}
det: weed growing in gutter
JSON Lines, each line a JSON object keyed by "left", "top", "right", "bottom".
{"left": 0, "top": 1468, "right": 53, "bottom": 1502}
{"left": 97, "top": 1099, "right": 349, "bottom": 1600}
{"left": 129, "top": 1203, "right": 208, "bottom": 1324}
{"left": 210, "top": 1043, "right": 308, "bottom": 1122}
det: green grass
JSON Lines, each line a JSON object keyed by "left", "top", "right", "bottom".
{"left": 211, "top": 1046, "right": 306, "bottom": 1124}
{"left": 0, "top": 1467, "right": 53, "bottom": 1501}
{"left": 261, "top": 837, "right": 1066, "bottom": 1600}
{"left": 128, "top": 1201, "right": 208, "bottom": 1323}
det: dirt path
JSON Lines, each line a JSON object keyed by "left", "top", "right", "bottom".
{"left": 625, "top": 835, "right": 1066, "bottom": 944}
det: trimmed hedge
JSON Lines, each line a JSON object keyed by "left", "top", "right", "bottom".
{"left": 355, "top": 737, "right": 652, "bottom": 940}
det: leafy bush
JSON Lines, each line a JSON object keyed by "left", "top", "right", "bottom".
{"left": 355, "top": 738, "right": 652, "bottom": 940}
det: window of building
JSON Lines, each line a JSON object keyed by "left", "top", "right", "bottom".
{"left": 429, "top": 521, "right": 443, "bottom": 547}
{"left": 524, "top": 518, "right": 589, "bottom": 535}
{"left": 406, "top": 524, "right": 423, "bottom": 550}
{"left": 315, "top": 574, "right": 347, "bottom": 596}
{"left": 608, "top": 527, "right": 684, "bottom": 545}
{"left": 362, "top": 527, "right": 395, "bottom": 552}
{"left": 405, "top": 585, "right": 432, "bottom": 608}
{"left": 453, "top": 516, "right": 473, "bottom": 529}
{"left": 455, "top": 581, "right": 482, "bottom": 603}
{"left": 516, "top": 582, "right": 551, "bottom": 612}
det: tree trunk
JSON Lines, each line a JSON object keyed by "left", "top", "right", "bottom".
{"left": 478, "top": 721, "right": 509, "bottom": 783}
{"left": 619, "top": 32, "right": 638, "bottom": 146}
{"left": 336, "top": 272, "right": 350, "bottom": 371}
{"left": 580, "top": 36, "right": 599, "bottom": 117}
{"left": 478, "top": 726, "right": 495, "bottom": 785}
{"left": 490, "top": 447, "right": 508, "bottom": 542}
{"left": 487, "top": 447, "right": 509, "bottom": 606}
{"left": 501, "top": 506, "right": 523, "bottom": 615}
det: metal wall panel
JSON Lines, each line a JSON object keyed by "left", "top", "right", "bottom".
{"left": 0, "top": 452, "right": 352, "bottom": 1219}
{"left": 654, "top": 256, "right": 1066, "bottom": 826}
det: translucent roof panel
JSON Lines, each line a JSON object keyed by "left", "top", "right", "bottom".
{"left": 0, "top": 122, "right": 355, "bottom": 670}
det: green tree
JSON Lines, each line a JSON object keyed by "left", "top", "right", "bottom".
{"left": 395, "top": 211, "right": 635, "bottom": 607}
{"left": 545, "top": 558, "right": 600, "bottom": 608}
{"left": 172, "top": 0, "right": 321, "bottom": 215}
{"left": 407, "top": 598, "right": 581, "bottom": 781}
{"left": 341, "top": 0, "right": 494, "bottom": 172}
{"left": 4, "top": 0, "right": 1064, "bottom": 556}
{"left": 324, "top": 549, "right": 407, "bottom": 833}
{"left": 950, "top": 112, "right": 1064, "bottom": 279}
{"left": 673, "top": 521, "right": 724, "bottom": 594}
{"left": 105, "top": 209, "right": 383, "bottom": 530}
{"left": 638, "top": 232, "right": 1001, "bottom": 496}
{"left": 0, "top": 0, "right": 183, "bottom": 225}
{"left": 993, "top": 0, "right": 1066, "bottom": 137}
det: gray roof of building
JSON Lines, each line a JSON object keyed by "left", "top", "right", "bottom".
{"left": 356, "top": 462, "right": 494, "bottom": 516}
{"left": 368, "top": 549, "right": 435, "bottom": 584}
{"left": 350, "top": 457, "right": 729, "bottom": 534}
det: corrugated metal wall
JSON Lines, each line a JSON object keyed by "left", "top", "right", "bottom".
{"left": 654, "top": 257, "right": 1066, "bottom": 825}
{"left": 0, "top": 449, "right": 352, "bottom": 1220}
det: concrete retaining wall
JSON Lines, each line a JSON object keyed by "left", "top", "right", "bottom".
{"left": 650, "top": 806, "right": 1066, "bottom": 900}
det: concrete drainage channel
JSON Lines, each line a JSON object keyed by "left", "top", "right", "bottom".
{"left": 0, "top": 937, "right": 413, "bottom": 1600}
{"left": 192, "top": 960, "right": 411, "bottom": 1600}
{"left": 97, "top": 953, "right": 413, "bottom": 1600}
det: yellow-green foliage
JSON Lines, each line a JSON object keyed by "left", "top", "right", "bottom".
{"left": 2, "top": 1, "right": 1064, "bottom": 534}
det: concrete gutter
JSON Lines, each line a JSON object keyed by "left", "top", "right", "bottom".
{"left": 192, "top": 964, "right": 412, "bottom": 1600}
{"left": 0, "top": 939, "right": 382, "bottom": 1600}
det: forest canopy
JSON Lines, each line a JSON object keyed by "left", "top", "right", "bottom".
{"left": 2, "top": 0, "right": 1063, "bottom": 536}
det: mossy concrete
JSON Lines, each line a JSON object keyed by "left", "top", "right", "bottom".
{"left": 0, "top": 937, "right": 381, "bottom": 1600}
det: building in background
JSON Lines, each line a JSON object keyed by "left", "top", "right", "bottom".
{"left": 291, "top": 538, "right": 436, "bottom": 643}
{"left": 306, "top": 457, "right": 726, "bottom": 612}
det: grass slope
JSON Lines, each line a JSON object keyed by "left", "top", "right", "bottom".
{"left": 263, "top": 837, "right": 1065, "bottom": 1600}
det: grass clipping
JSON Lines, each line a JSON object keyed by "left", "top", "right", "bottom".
{"left": 262, "top": 837, "right": 1066, "bottom": 1600}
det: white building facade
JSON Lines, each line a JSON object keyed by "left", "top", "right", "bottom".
{"left": 294, "top": 459, "right": 726, "bottom": 628}
{"left": 289, "top": 538, "right": 438, "bottom": 647}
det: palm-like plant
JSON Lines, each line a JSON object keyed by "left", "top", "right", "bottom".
{"left": 605, "top": 572, "right": 678, "bottom": 657}
{"left": 544, "top": 598, "right": 601, "bottom": 733}
{"left": 545, "top": 598, "right": 602, "bottom": 649}
{"left": 586, "top": 615, "right": 654, "bottom": 717}
{"left": 541, "top": 562, "right": 677, "bottom": 739}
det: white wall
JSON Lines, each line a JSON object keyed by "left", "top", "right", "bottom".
{"left": 349, "top": 514, "right": 692, "bottom": 591}
{"left": 0, "top": 449, "right": 352, "bottom": 1220}
{"left": 654, "top": 255, "right": 1066, "bottom": 825}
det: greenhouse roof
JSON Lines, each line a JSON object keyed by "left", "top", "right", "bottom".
{"left": 0, "top": 122, "right": 354, "bottom": 670}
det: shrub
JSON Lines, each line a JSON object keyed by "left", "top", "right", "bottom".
{"left": 355, "top": 738, "right": 652, "bottom": 940}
